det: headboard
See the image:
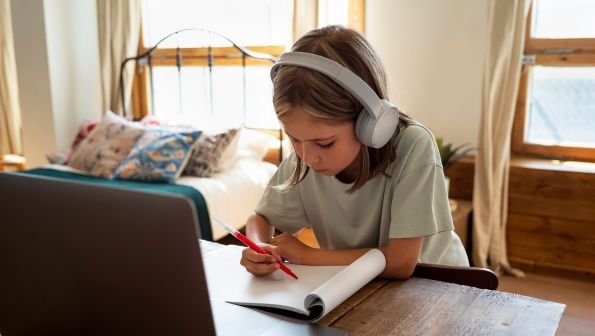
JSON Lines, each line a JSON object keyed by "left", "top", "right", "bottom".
{"left": 118, "top": 28, "right": 284, "bottom": 163}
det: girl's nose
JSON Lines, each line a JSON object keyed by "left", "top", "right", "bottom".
{"left": 300, "top": 144, "right": 320, "bottom": 166}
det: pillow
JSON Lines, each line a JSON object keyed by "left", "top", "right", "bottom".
{"left": 69, "top": 120, "right": 99, "bottom": 156}
{"left": 214, "top": 130, "right": 241, "bottom": 172}
{"left": 46, "top": 151, "right": 70, "bottom": 165}
{"left": 114, "top": 128, "right": 202, "bottom": 183}
{"left": 236, "top": 128, "right": 279, "bottom": 161}
{"left": 45, "top": 120, "right": 99, "bottom": 165}
{"left": 183, "top": 128, "right": 239, "bottom": 177}
{"left": 68, "top": 111, "right": 144, "bottom": 178}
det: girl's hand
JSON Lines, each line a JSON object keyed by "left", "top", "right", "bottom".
{"left": 240, "top": 244, "right": 282, "bottom": 277}
{"left": 269, "top": 232, "right": 313, "bottom": 265}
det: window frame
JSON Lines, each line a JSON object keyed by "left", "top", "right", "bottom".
{"left": 130, "top": 0, "right": 366, "bottom": 121}
{"left": 512, "top": 1, "right": 595, "bottom": 162}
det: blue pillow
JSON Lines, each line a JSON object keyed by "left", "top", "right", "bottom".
{"left": 114, "top": 128, "right": 202, "bottom": 183}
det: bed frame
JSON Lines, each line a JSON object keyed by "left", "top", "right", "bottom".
{"left": 118, "top": 28, "right": 283, "bottom": 163}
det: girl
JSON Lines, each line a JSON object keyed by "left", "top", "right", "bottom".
{"left": 240, "top": 25, "right": 468, "bottom": 279}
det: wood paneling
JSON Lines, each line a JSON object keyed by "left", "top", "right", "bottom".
{"left": 448, "top": 156, "right": 595, "bottom": 279}
{"left": 445, "top": 155, "right": 475, "bottom": 201}
{"left": 508, "top": 160, "right": 595, "bottom": 278}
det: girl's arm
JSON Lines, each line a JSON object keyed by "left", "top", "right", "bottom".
{"left": 271, "top": 233, "right": 424, "bottom": 279}
{"left": 245, "top": 212, "right": 275, "bottom": 244}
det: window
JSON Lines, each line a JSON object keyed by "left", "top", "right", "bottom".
{"left": 132, "top": 0, "right": 365, "bottom": 130}
{"left": 512, "top": 0, "right": 595, "bottom": 162}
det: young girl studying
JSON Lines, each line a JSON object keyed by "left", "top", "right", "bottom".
{"left": 240, "top": 25, "right": 469, "bottom": 280}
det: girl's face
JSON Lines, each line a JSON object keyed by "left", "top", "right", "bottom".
{"left": 281, "top": 109, "right": 362, "bottom": 180}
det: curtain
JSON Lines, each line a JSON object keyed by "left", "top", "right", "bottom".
{"left": 96, "top": 0, "right": 142, "bottom": 117}
{"left": 0, "top": 0, "right": 22, "bottom": 156}
{"left": 472, "top": 0, "right": 531, "bottom": 275}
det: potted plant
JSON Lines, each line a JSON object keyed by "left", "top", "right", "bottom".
{"left": 435, "top": 137, "right": 474, "bottom": 194}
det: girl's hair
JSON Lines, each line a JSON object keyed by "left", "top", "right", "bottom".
{"left": 273, "top": 25, "right": 413, "bottom": 192}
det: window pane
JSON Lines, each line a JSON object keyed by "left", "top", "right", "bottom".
{"left": 318, "top": 0, "right": 349, "bottom": 28}
{"left": 525, "top": 66, "right": 595, "bottom": 148}
{"left": 149, "top": 66, "right": 278, "bottom": 129}
{"left": 142, "top": 0, "right": 293, "bottom": 48}
{"left": 532, "top": 0, "right": 595, "bottom": 38}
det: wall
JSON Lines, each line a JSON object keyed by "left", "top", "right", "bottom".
{"left": 11, "top": 0, "right": 102, "bottom": 167}
{"left": 366, "top": 0, "right": 487, "bottom": 148}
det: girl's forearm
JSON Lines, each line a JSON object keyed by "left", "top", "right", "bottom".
{"left": 302, "top": 240, "right": 421, "bottom": 279}
{"left": 245, "top": 213, "right": 275, "bottom": 244}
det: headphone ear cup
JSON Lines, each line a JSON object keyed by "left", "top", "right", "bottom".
{"left": 355, "top": 100, "right": 399, "bottom": 148}
{"left": 355, "top": 109, "right": 375, "bottom": 148}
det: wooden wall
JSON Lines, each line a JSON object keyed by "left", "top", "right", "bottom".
{"left": 447, "top": 156, "right": 595, "bottom": 280}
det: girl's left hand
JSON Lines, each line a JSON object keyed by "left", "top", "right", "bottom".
{"left": 269, "top": 232, "right": 313, "bottom": 265}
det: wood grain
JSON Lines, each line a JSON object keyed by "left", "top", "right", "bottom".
{"left": 327, "top": 278, "right": 565, "bottom": 336}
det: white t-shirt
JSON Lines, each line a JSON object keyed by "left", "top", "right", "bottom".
{"left": 255, "top": 123, "right": 469, "bottom": 266}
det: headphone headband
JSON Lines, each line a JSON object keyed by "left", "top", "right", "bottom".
{"left": 270, "top": 52, "right": 384, "bottom": 119}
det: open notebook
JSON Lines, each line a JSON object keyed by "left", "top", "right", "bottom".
{"left": 202, "top": 244, "right": 386, "bottom": 322}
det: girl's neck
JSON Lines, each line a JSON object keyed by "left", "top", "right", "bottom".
{"left": 335, "top": 149, "right": 362, "bottom": 184}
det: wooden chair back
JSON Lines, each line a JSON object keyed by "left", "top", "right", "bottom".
{"left": 413, "top": 263, "right": 499, "bottom": 290}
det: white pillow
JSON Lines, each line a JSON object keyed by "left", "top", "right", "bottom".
{"left": 236, "top": 128, "right": 279, "bottom": 161}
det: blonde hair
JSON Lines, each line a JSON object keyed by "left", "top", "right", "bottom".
{"left": 273, "top": 25, "right": 413, "bottom": 192}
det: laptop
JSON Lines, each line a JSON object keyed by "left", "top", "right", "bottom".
{"left": 0, "top": 172, "right": 347, "bottom": 336}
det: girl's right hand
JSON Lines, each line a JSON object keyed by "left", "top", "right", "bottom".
{"left": 239, "top": 244, "right": 282, "bottom": 277}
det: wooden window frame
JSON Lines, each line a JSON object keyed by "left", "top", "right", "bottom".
{"left": 512, "top": 1, "right": 595, "bottom": 162}
{"left": 130, "top": 1, "right": 366, "bottom": 120}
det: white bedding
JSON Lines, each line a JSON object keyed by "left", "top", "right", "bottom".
{"left": 177, "top": 158, "right": 276, "bottom": 240}
{"left": 45, "top": 158, "right": 277, "bottom": 241}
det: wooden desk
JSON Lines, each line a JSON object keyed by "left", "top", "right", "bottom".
{"left": 201, "top": 241, "right": 565, "bottom": 335}
{"left": 319, "top": 278, "right": 565, "bottom": 335}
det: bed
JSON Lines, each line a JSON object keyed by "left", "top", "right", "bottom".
{"left": 21, "top": 29, "right": 281, "bottom": 241}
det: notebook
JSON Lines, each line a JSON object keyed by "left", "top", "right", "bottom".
{"left": 203, "top": 245, "right": 386, "bottom": 322}
{"left": 0, "top": 172, "right": 347, "bottom": 336}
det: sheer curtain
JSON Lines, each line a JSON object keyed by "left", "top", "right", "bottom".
{"left": 0, "top": 0, "right": 22, "bottom": 156}
{"left": 96, "top": 0, "right": 142, "bottom": 116}
{"left": 472, "top": 0, "right": 531, "bottom": 275}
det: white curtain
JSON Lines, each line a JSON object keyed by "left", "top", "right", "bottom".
{"left": 0, "top": 0, "right": 22, "bottom": 156}
{"left": 472, "top": 0, "right": 531, "bottom": 275}
{"left": 96, "top": 0, "right": 142, "bottom": 117}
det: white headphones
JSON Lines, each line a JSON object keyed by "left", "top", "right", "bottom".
{"left": 270, "top": 52, "right": 399, "bottom": 148}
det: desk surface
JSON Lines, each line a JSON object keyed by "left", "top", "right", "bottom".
{"left": 201, "top": 241, "right": 565, "bottom": 335}
{"left": 319, "top": 278, "right": 565, "bottom": 335}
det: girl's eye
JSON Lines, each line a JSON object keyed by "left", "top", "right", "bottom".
{"left": 317, "top": 142, "right": 334, "bottom": 149}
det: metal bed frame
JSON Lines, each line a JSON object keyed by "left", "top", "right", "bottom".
{"left": 118, "top": 28, "right": 282, "bottom": 161}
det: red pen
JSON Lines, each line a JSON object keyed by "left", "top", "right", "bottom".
{"left": 212, "top": 216, "right": 298, "bottom": 279}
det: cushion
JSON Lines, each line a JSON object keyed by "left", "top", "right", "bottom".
{"left": 236, "top": 128, "right": 279, "bottom": 161}
{"left": 45, "top": 120, "right": 99, "bottom": 165}
{"left": 69, "top": 120, "right": 99, "bottom": 158}
{"left": 183, "top": 128, "right": 239, "bottom": 177}
{"left": 114, "top": 128, "right": 202, "bottom": 183}
{"left": 68, "top": 111, "right": 144, "bottom": 178}
{"left": 45, "top": 151, "right": 69, "bottom": 165}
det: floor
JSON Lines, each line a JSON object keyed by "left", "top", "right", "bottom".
{"left": 498, "top": 273, "right": 595, "bottom": 336}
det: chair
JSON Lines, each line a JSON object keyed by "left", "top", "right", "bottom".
{"left": 412, "top": 263, "right": 499, "bottom": 290}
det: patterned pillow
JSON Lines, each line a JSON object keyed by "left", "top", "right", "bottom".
{"left": 183, "top": 128, "right": 239, "bottom": 177}
{"left": 45, "top": 120, "right": 99, "bottom": 165}
{"left": 114, "top": 128, "right": 202, "bottom": 183}
{"left": 68, "top": 111, "right": 144, "bottom": 178}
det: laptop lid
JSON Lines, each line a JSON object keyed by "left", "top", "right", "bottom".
{"left": 0, "top": 172, "right": 347, "bottom": 336}
{"left": 0, "top": 172, "right": 215, "bottom": 335}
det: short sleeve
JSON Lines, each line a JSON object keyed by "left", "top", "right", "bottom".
{"left": 389, "top": 128, "right": 453, "bottom": 238}
{"left": 255, "top": 154, "right": 309, "bottom": 234}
